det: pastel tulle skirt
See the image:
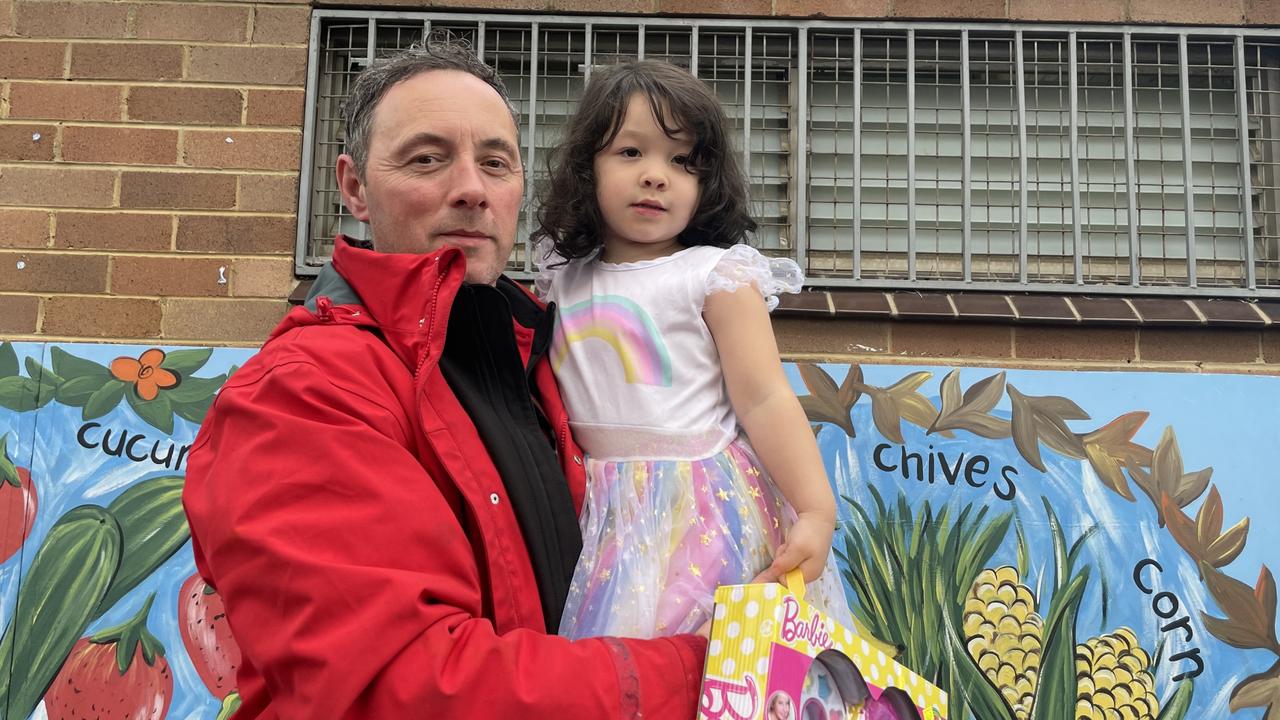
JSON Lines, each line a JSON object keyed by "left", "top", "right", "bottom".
{"left": 559, "top": 436, "right": 851, "bottom": 639}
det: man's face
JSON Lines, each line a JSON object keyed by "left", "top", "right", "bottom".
{"left": 336, "top": 69, "right": 523, "bottom": 285}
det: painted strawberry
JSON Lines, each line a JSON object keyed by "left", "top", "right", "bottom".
{"left": 179, "top": 573, "right": 242, "bottom": 700}
{"left": 45, "top": 593, "right": 173, "bottom": 720}
{"left": 0, "top": 434, "right": 38, "bottom": 563}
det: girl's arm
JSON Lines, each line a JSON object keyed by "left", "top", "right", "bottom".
{"left": 704, "top": 286, "right": 836, "bottom": 582}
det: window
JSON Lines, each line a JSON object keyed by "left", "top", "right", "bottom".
{"left": 298, "top": 11, "right": 1280, "bottom": 296}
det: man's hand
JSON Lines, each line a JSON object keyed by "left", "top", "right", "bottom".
{"left": 766, "top": 511, "right": 835, "bottom": 584}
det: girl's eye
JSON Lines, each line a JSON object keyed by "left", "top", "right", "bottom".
{"left": 672, "top": 155, "right": 689, "bottom": 166}
{"left": 620, "top": 147, "right": 641, "bottom": 158}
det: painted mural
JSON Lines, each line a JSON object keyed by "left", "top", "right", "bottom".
{"left": 0, "top": 340, "right": 1276, "bottom": 719}
{"left": 0, "top": 341, "right": 253, "bottom": 720}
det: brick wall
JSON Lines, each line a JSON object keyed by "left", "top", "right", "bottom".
{"left": 1, "top": 0, "right": 308, "bottom": 346}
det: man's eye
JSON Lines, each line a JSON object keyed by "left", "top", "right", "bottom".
{"left": 483, "top": 158, "right": 510, "bottom": 170}
{"left": 413, "top": 155, "right": 438, "bottom": 165}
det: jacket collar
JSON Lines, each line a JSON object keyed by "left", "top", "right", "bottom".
{"left": 287, "top": 235, "right": 546, "bottom": 375}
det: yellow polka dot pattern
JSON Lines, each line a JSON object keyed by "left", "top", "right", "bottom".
{"left": 700, "top": 580, "right": 949, "bottom": 719}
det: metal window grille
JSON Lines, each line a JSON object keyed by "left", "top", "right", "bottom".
{"left": 298, "top": 11, "right": 1280, "bottom": 297}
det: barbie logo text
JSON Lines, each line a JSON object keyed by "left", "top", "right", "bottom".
{"left": 699, "top": 674, "right": 759, "bottom": 720}
{"left": 780, "top": 596, "right": 832, "bottom": 650}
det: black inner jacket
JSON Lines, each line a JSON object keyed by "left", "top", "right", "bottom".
{"left": 438, "top": 279, "right": 582, "bottom": 633}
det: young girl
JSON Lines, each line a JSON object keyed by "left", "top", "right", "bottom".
{"left": 534, "top": 60, "right": 849, "bottom": 639}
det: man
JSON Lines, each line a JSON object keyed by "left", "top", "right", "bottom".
{"left": 183, "top": 40, "right": 707, "bottom": 719}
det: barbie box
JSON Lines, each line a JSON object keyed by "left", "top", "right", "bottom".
{"left": 698, "top": 571, "right": 947, "bottom": 720}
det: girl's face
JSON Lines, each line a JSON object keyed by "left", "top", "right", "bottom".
{"left": 592, "top": 93, "right": 700, "bottom": 263}
{"left": 770, "top": 693, "right": 793, "bottom": 720}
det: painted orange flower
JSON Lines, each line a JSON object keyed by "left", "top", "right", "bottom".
{"left": 110, "top": 349, "right": 179, "bottom": 401}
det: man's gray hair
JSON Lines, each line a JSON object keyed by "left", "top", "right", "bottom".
{"left": 342, "top": 36, "right": 520, "bottom": 176}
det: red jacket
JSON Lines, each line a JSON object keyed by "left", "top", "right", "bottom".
{"left": 183, "top": 238, "right": 707, "bottom": 719}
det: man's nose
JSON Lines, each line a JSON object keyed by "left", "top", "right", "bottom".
{"left": 447, "top": 159, "right": 488, "bottom": 208}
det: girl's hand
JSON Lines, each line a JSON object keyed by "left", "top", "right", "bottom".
{"left": 767, "top": 511, "right": 835, "bottom": 583}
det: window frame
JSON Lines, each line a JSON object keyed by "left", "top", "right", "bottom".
{"left": 297, "top": 9, "right": 1280, "bottom": 298}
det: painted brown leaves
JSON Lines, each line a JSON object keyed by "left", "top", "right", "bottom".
{"left": 1081, "top": 412, "right": 1153, "bottom": 502}
{"left": 796, "top": 364, "right": 862, "bottom": 438}
{"left": 1200, "top": 562, "right": 1280, "bottom": 654}
{"left": 927, "top": 370, "right": 1011, "bottom": 439}
{"left": 1230, "top": 660, "right": 1280, "bottom": 719}
{"left": 861, "top": 371, "right": 953, "bottom": 445}
{"left": 1007, "top": 385, "right": 1089, "bottom": 472}
{"left": 1129, "top": 426, "right": 1213, "bottom": 527}
{"left": 1164, "top": 486, "right": 1250, "bottom": 574}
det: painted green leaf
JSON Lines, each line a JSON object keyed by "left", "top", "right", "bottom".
{"left": 0, "top": 376, "right": 40, "bottom": 412}
{"left": 165, "top": 373, "right": 226, "bottom": 405}
{"left": 0, "top": 505, "right": 123, "bottom": 720}
{"left": 0, "top": 435, "right": 20, "bottom": 488}
{"left": 82, "top": 379, "right": 127, "bottom": 421}
{"left": 160, "top": 347, "right": 213, "bottom": 375}
{"left": 174, "top": 395, "right": 216, "bottom": 426}
{"left": 0, "top": 342, "right": 17, "bottom": 379}
{"left": 55, "top": 375, "right": 108, "bottom": 407}
{"left": 126, "top": 388, "right": 174, "bottom": 434}
{"left": 1157, "top": 678, "right": 1194, "bottom": 720}
{"left": 24, "top": 356, "right": 60, "bottom": 387}
{"left": 50, "top": 346, "right": 111, "bottom": 382}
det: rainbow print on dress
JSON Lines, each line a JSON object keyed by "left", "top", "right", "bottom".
{"left": 699, "top": 571, "right": 947, "bottom": 720}
{"left": 550, "top": 295, "right": 672, "bottom": 387}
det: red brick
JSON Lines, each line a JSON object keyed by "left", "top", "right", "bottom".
{"left": 126, "top": 85, "right": 244, "bottom": 126}
{"left": 892, "top": 322, "right": 1014, "bottom": 358}
{"left": 9, "top": 81, "right": 123, "bottom": 121}
{"left": 161, "top": 297, "right": 287, "bottom": 341}
{"left": 0, "top": 166, "right": 116, "bottom": 207}
{"left": 0, "top": 40, "right": 64, "bottom": 78}
{"left": 775, "top": 0, "right": 890, "bottom": 16}
{"left": 176, "top": 214, "right": 296, "bottom": 254}
{"left": 892, "top": 0, "right": 1006, "bottom": 17}
{"left": 111, "top": 255, "right": 231, "bottom": 297}
{"left": 0, "top": 250, "right": 108, "bottom": 292}
{"left": 237, "top": 174, "right": 299, "bottom": 212}
{"left": 251, "top": 6, "right": 309, "bottom": 45}
{"left": 15, "top": 1, "right": 128, "bottom": 39}
{"left": 0, "top": 209, "right": 51, "bottom": 248}
{"left": 0, "top": 0, "right": 14, "bottom": 36}
{"left": 1129, "top": 0, "right": 1244, "bottom": 23}
{"left": 120, "top": 172, "right": 237, "bottom": 210}
{"left": 774, "top": 318, "right": 890, "bottom": 355}
{"left": 245, "top": 89, "right": 304, "bottom": 127}
{"left": 1247, "top": 0, "right": 1280, "bottom": 23}
{"left": 187, "top": 45, "right": 307, "bottom": 86}
{"left": 0, "top": 123, "right": 56, "bottom": 161}
{"left": 653, "top": 0, "right": 772, "bottom": 13}
{"left": 229, "top": 257, "right": 295, "bottom": 298}
{"left": 43, "top": 296, "right": 162, "bottom": 338}
{"left": 69, "top": 43, "right": 183, "bottom": 81}
{"left": 1139, "top": 328, "right": 1261, "bottom": 364}
{"left": 183, "top": 130, "right": 301, "bottom": 171}
{"left": 133, "top": 3, "right": 250, "bottom": 43}
{"left": 1014, "top": 326, "right": 1137, "bottom": 363}
{"left": 0, "top": 294, "right": 40, "bottom": 334}
{"left": 55, "top": 211, "right": 172, "bottom": 251}
{"left": 1010, "top": 0, "right": 1125, "bottom": 21}
{"left": 62, "top": 126, "right": 179, "bottom": 165}
{"left": 1263, "top": 331, "right": 1280, "bottom": 364}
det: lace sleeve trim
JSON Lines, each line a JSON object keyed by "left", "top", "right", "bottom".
{"left": 532, "top": 238, "right": 566, "bottom": 300}
{"left": 704, "top": 244, "right": 804, "bottom": 312}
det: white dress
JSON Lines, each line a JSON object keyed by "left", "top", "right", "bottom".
{"left": 539, "top": 243, "right": 851, "bottom": 639}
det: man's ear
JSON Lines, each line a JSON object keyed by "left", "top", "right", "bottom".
{"left": 336, "top": 154, "right": 370, "bottom": 222}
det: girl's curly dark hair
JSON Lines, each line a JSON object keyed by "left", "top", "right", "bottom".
{"left": 532, "top": 61, "right": 757, "bottom": 261}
